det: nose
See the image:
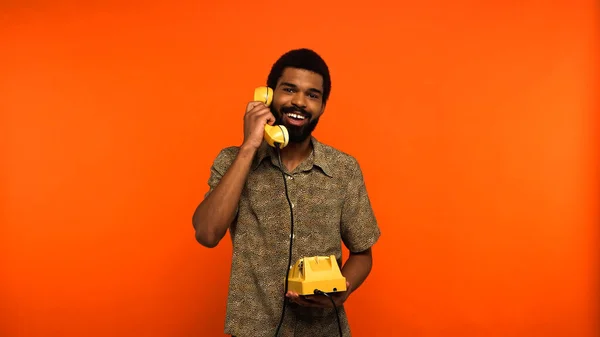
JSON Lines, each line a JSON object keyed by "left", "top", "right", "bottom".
{"left": 291, "top": 92, "right": 307, "bottom": 108}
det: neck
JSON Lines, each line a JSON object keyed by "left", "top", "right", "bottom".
{"left": 279, "top": 137, "right": 312, "bottom": 172}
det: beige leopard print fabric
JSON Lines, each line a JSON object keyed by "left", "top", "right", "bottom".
{"left": 205, "top": 136, "right": 381, "bottom": 337}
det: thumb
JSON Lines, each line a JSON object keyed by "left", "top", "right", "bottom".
{"left": 266, "top": 113, "right": 276, "bottom": 126}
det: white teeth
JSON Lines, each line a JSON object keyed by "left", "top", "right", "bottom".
{"left": 287, "top": 113, "right": 305, "bottom": 120}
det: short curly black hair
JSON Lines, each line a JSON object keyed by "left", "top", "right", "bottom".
{"left": 266, "top": 48, "right": 331, "bottom": 105}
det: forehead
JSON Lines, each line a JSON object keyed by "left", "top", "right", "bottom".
{"left": 277, "top": 67, "right": 323, "bottom": 90}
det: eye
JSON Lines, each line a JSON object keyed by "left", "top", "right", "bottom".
{"left": 283, "top": 87, "right": 295, "bottom": 93}
{"left": 308, "top": 93, "right": 319, "bottom": 99}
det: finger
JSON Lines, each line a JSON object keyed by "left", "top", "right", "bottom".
{"left": 314, "top": 296, "right": 336, "bottom": 307}
{"left": 286, "top": 292, "right": 320, "bottom": 307}
{"left": 331, "top": 294, "right": 345, "bottom": 307}
{"left": 245, "top": 105, "right": 269, "bottom": 119}
{"left": 252, "top": 106, "right": 271, "bottom": 117}
{"left": 294, "top": 297, "right": 322, "bottom": 307}
{"left": 310, "top": 293, "right": 344, "bottom": 308}
{"left": 246, "top": 101, "right": 264, "bottom": 113}
{"left": 247, "top": 106, "right": 271, "bottom": 119}
{"left": 265, "top": 112, "right": 276, "bottom": 125}
{"left": 251, "top": 108, "right": 276, "bottom": 125}
{"left": 301, "top": 295, "right": 333, "bottom": 308}
{"left": 285, "top": 291, "right": 300, "bottom": 302}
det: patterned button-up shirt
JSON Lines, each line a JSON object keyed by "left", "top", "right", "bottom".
{"left": 205, "top": 136, "right": 381, "bottom": 337}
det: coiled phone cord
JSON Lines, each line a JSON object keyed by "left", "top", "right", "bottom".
{"left": 273, "top": 144, "right": 295, "bottom": 337}
{"left": 272, "top": 144, "right": 343, "bottom": 337}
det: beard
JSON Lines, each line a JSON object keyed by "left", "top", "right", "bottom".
{"left": 271, "top": 105, "right": 319, "bottom": 143}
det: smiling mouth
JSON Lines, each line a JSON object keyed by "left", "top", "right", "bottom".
{"left": 285, "top": 112, "right": 308, "bottom": 121}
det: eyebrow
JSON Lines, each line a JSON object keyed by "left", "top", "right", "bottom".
{"left": 280, "top": 82, "right": 323, "bottom": 95}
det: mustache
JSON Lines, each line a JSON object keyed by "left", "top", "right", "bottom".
{"left": 280, "top": 105, "right": 311, "bottom": 118}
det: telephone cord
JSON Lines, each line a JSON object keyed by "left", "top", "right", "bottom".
{"left": 272, "top": 144, "right": 343, "bottom": 337}
{"left": 273, "top": 144, "right": 295, "bottom": 337}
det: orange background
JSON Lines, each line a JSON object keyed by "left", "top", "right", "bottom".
{"left": 1, "top": 1, "right": 598, "bottom": 336}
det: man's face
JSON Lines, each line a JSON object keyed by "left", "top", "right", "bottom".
{"left": 270, "top": 67, "right": 325, "bottom": 143}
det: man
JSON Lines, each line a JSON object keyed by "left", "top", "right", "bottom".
{"left": 192, "top": 48, "right": 381, "bottom": 337}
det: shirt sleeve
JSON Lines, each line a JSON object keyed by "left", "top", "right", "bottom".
{"left": 340, "top": 159, "right": 381, "bottom": 253}
{"left": 204, "top": 147, "right": 240, "bottom": 213}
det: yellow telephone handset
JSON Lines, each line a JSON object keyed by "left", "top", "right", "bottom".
{"left": 254, "top": 86, "right": 289, "bottom": 149}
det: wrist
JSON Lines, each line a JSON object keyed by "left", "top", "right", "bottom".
{"left": 239, "top": 143, "right": 258, "bottom": 158}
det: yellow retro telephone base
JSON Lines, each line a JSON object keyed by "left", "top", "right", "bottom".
{"left": 254, "top": 86, "right": 289, "bottom": 149}
{"left": 286, "top": 255, "right": 347, "bottom": 296}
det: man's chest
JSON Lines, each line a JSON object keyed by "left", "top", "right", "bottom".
{"left": 244, "top": 167, "right": 344, "bottom": 211}
{"left": 235, "top": 168, "right": 347, "bottom": 246}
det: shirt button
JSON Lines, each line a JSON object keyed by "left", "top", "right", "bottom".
{"left": 287, "top": 175, "right": 293, "bottom": 180}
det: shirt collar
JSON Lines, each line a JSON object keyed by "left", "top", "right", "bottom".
{"left": 251, "top": 136, "right": 333, "bottom": 177}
